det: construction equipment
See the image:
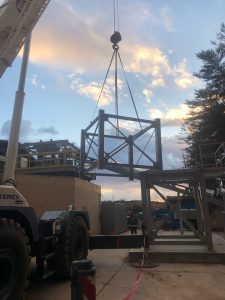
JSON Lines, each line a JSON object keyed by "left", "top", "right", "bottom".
{"left": 0, "top": 1, "right": 90, "bottom": 299}
{"left": 0, "top": 0, "right": 50, "bottom": 77}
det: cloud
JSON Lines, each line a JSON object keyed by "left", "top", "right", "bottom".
{"left": 24, "top": 0, "right": 196, "bottom": 94}
{"left": 128, "top": 2, "right": 175, "bottom": 33}
{"left": 159, "top": 5, "right": 176, "bottom": 32}
{"left": 0, "top": 120, "right": 59, "bottom": 142}
{"left": 118, "top": 120, "right": 140, "bottom": 133}
{"left": 148, "top": 104, "right": 190, "bottom": 127}
{"left": 0, "top": 120, "right": 34, "bottom": 142}
{"left": 143, "top": 88, "right": 153, "bottom": 103}
{"left": 101, "top": 187, "right": 113, "bottom": 195}
{"left": 162, "top": 135, "right": 185, "bottom": 169}
{"left": 126, "top": 46, "right": 197, "bottom": 90}
{"left": 174, "top": 59, "right": 198, "bottom": 89}
{"left": 97, "top": 175, "right": 177, "bottom": 201}
{"left": 37, "top": 126, "right": 59, "bottom": 135}
{"left": 128, "top": 46, "right": 171, "bottom": 77}
{"left": 25, "top": 2, "right": 175, "bottom": 74}
{"left": 70, "top": 75, "right": 123, "bottom": 106}
{"left": 31, "top": 74, "right": 46, "bottom": 90}
{"left": 96, "top": 177, "right": 141, "bottom": 201}
{"left": 150, "top": 77, "right": 165, "bottom": 88}
{"left": 29, "top": 0, "right": 111, "bottom": 73}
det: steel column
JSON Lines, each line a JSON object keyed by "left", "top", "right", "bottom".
{"left": 128, "top": 135, "right": 134, "bottom": 180}
{"left": 79, "top": 129, "right": 86, "bottom": 177}
{"left": 98, "top": 110, "right": 105, "bottom": 169}
{"left": 198, "top": 172, "right": 213, "bottom": 251}
{"left": 193, "top": 184, "right": 204, "bottom": 236}
{"left": 147, "top": 185, "right": 153, "bottom": 241}
{"left": 155, "top": 118, "right": 163, "bottom": 170}
{"left": 141, "top": 178, "right": 148, "bottom": 230}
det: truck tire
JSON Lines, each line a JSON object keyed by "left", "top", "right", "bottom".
{"left": 55, "top": 215, "right": 89, "bottom": 278}
{"left": 0, "top": 218, "right": 30, "bottom": 300}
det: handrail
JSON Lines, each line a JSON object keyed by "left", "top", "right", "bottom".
{"left": 16, "top": 149, "right": 80, "bottom": 169}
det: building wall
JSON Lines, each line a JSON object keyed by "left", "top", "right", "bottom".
{"left": 74, "top": 177, "right": 101, "bottom": 235}
{"left": 101, "top": 201, "right": 127, "bottom": 234}
{"left": 16, "top": 174, "right": 101, "bottom": 234}
{"left": 101, "top": 202, "right": 115, "bottom": 234}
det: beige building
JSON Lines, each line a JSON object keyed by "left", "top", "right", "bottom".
{"left": 16, "top": 174, "right": 101, "bottom": 235}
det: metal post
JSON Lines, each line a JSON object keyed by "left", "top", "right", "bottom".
{"left": 71, "top": 259, "right": 96, "bottom": 300}
{"left": 98, "top": 110, "right": 105, "bottom": 169}
{"left": 3, "top": 35, "right": 31, "bottom": 184}
{"left": 146, "top": 185, "right": 153, "bottom": 241}
{"left": 141, "top": 176, "right": 148, "bottom": 233}
{"left": 80, "top": 130, "right": 86, "bottom": 177}
{"left": 177, "top": 193, "right": 184, "bottom": 235}
{"left": 193, "top": 184, "right": 204, "bottom": 236}
{"left": 155, "top": 118, "right": 163, "bottom": 170}
{"left": 198, "top": 172, "right": 213, "bottom": 251}
{"left": 128, "top": 135, "right": 134, "bottom": 181}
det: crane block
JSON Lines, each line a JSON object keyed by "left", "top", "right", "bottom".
{"left": 0, "top": 0, "right": 50, "bottom": 77}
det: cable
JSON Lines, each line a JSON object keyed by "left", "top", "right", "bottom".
{"left": 113, "top": 0, "right": 116, "bottom": 32}
{"left": 135, "top": 129, "right": 155, "bottom": 166}
{"left": 116, "top": 0, "right": 120, "bottom": 31}
{"left": 91, "top": 51, "right": 115, "bottom": 121}
{"left": 115, "top": 46, "right": 119, "bottom": 132}
{"left": 92, "top": 0, "right": 141, "bottom": 132}
{"left": 118, "top": 52, "right": 142, "bottom": 130}
{"left": 113, "top": 0, "right": 119, "bottom": 32}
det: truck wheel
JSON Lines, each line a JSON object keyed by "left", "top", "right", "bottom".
{"left": 0, "top": 218, "right": 30, "bottom": 300}
{"left": 55, "top": 216, "right": 89, "bottom": 278}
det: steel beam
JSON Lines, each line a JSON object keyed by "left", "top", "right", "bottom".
{"left": 98, "top": 110, "right": 105, "bottom": 169}
{"left": 155, "top": 118, "right": 163, "bottom": 170}
{"left": 198, "top": 172, "right": 213, "bottom": 251}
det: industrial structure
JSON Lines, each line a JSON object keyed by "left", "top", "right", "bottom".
{"left": 1, "top": 1, "right": 225, "bottom": 299}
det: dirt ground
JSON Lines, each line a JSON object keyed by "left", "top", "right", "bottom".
{"left": 26, "top": 246, "right": 225, "bottom": 300}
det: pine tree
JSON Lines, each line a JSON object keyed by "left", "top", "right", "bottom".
{"left": 183, "top": 23, "right": 225, "bottom": 168}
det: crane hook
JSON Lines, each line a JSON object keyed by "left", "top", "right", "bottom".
{"left": 110, "top": 31, "right": 122, "bottom": 46}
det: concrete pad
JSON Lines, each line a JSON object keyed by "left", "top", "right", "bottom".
{"left": 26, "top": 247, "right": 225, "bottom": 300}
{"left": 129, "top": 232, "right": 225, "bottom": 264}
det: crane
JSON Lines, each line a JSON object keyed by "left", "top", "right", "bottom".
{"left": 0, "top": 2, "right": 90, "bottom": 299}
{"left": 0, "top": 0, "right": 50, "bottom": 77}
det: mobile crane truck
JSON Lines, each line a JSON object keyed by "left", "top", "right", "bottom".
{"left": 0, "top": 1, "right": 90, "bottom": 299}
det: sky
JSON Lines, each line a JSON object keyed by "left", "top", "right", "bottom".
{"left": 0, "top": 0, "right": 225, "bottom": 201}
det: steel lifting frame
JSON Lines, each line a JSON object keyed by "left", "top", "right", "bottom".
{"left": 80, "top": 110, "right": 163, "bottom": 180}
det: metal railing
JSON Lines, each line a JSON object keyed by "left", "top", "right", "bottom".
{"left": 195, "top": 142, "right": 225, "bottom": 168}
{"left": 215, "top": 142, "right": 225, "bottom": 167}
{"left": 16, "top": 149, "right": 80, "bottom": 170}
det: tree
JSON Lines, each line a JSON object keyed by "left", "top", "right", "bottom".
{"left": 183, "top": 23, "right": 225, "bottom": 168}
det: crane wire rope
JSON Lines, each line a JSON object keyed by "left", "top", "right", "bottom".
{"left": 113, "top": 0, "right": 120, "bottom": 131}
{"left": 91, "top": 51, "right": 115, "bottom": 121}
{"left": 91, "top": 0, "right": 142, "bottom": 133}
{"left": 135, "top": 129, "right": 155, "bottom": 167}
{"left": 118, "top": 52, "right": 142, "bottom": 130}
{"left": 113, "top": 0, "right": 120, "bottom": 32}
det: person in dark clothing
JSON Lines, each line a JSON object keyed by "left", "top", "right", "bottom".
{"left": 127, "top": 212, "right": 138, "bottom": 234}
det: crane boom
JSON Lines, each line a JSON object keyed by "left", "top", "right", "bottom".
{"left": 0, "top": 0, "right": 50, "bottom": 77}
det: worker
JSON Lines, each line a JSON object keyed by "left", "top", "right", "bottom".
{"left": 127, "top": 212, "right": 138, "bottom": 235}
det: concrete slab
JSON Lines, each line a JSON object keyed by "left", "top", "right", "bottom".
{"left": 26, "top": 247, "right": 225, "bottom": 300}
{"left": 129, "top": 232, "right": 225, "bottom": 263}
